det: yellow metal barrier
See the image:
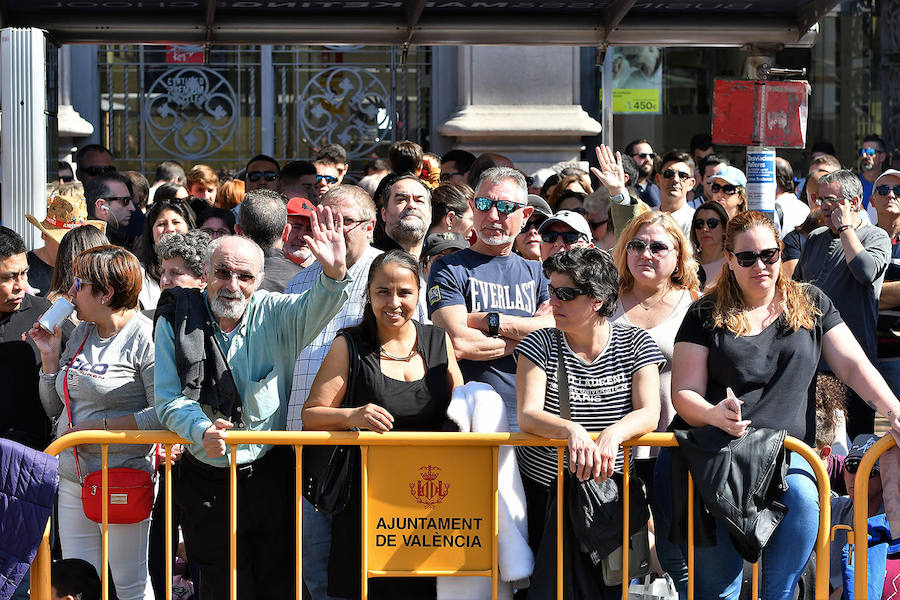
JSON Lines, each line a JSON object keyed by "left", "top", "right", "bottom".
{"left": 32, "top": 431, "right": 832, "bottom": 600}
{"left": 851, "top": 434, "right": 898, "bottom": 600}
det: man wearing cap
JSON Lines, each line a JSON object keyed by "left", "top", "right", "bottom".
{"left": 655, "top": 150, "right": 696, "bottom": 236}
{"left": 428, "top": 167, "right": 554, "bottom": 431}
{"left": 795, "top": 169, "right": 891, "bottom": 438}
{"left": 25, "top": 182, "right": 107, "bottom": 297}
{"left": 422, "top": 232, "right": 468, "bottom": 279}
{"left": 284, "top": 197, "right": 317, "bottom": 269}
{"left": 283, "top": 185, "right": 379, "bottom": 600}
{"left": 538, "top": 209, "right": 593, "bottom": 261}
{"left": 0, "top": 226, "right": 74, "bottom": 450}
{"left": 514, "top": 195, "right": 552, "bottom": 261}
{"left": 236, "top": 189, "right": 302, "bottom": 292}
{"left": 870, "top": 169, "right": 900, "bottom": 400}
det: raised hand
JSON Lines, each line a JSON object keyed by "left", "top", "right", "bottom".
{"left": 590, "top": 145, "right": 629, "bottom": 198}
{"left": 305, "top": 205, "right": 348, "bottom": 282}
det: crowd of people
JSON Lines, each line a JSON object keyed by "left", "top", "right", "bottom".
{"left": 2, "top": 134, "right": 900, "bottom": 600}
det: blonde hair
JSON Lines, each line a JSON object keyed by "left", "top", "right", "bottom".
{"left": 711, "top": 211, "right": 820, "bottom": 336}
{"left": 613, "top": 210, "right": 701, "bottom": 294}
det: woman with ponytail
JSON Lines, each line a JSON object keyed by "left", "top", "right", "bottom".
{"left": 652, "top": 210, "right": 900, "bottom": 600}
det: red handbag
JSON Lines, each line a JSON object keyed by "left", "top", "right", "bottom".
{"left": 63, "top": 333, "right": 156, "bottom": 525}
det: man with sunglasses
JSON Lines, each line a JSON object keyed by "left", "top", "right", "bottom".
{"left": 858, "top": 134, "right": 888, "bottom": 224}
{"left": 428, "top": 167, "right": 554, "bottom": 431}
{"left": 869, "top": 170, "right": 900, "bottom": 405}
{"left": 243, "top": 154, "right": 280, "bottom": 193}
{"left": 624, "top": 138, "right": 661, "bottom": 209}
{"left": 314, "top": 160, "right": 340, "bottom": 200}
{"left": 84, "top": 171, "right": 137, "bottom": 249}
{"left": 155, "top": 210, "right": 351, "bottom": 599}
{"left": 654, "top": 150, "right": 696, "bottom": 237}
{"left": 537, "top": 209, "right": 592, "bottom": 261}
{"left": 74, "top": 143, "right": 116, "bottom": 185}
{"left": 795, "top": 169, "right": 891, "bottom": 437}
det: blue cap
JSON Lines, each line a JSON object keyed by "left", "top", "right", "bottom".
{"left": 707, "top": 165, "right": 747, "bottom": 188}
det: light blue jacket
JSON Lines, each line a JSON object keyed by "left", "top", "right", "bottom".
{"left": 155, "top": 273, "right": 351, "bottom": 466}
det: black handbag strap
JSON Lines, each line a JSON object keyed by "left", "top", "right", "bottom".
{"left": 342, "top": 332, "right": 359, "bottom": 407}
{"left": 555, "top": 330, "right": 571, "bottom": 421}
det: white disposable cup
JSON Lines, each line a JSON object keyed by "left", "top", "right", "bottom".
{"left": 39, "top": 298, "right": 75, "bottom": 333}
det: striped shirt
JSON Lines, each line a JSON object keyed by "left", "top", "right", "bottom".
{"left": 513, "top": 324, "right": 664, "bottom": 487}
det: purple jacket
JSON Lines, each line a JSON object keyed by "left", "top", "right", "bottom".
{"left": 0, "top": 438, "right": 58, "bottom": 600}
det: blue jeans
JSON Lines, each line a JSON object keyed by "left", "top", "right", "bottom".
{"left": 302, "top": 498, "right": 342, "bottom": 600}
{"left": 651, "top": 446, "right": 819, "bottom": 600}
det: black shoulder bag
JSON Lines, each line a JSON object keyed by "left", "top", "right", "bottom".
{"left": 302, "top": 333, "right": 360, "bottom": 514}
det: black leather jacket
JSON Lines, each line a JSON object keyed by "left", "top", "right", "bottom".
{"left": 669, "top": 426, "right": 789, "bottom": 562}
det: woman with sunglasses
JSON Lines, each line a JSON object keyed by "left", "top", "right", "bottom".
{"left": 30, "top": 245, "right": 158, "bottom": 600}
{"left": 708, "top": 165, "right": 748, "bottom": 219}
{"left": 138, "top": 199, "right": 197, "bottom": 310}
{"left": 611, "top": 211, "right": 700, "bottom": 487}
{"left": 652, "top": 211, "right": 900, "bottom": 600}
{"left": 303, "top": 250, "right": 464, "bottom": 599}
{"left": 689, "top": 200, "right": 730, "bottom": 289}
{"left": 516, "top": 247, "right": 663, "bottom": 595}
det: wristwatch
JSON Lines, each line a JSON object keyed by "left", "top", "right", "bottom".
{"left": 609, "top": 191, "right": 630, "bottom": 205}
{"left": 487, "top": 312, "right": 501, "bottom": 337}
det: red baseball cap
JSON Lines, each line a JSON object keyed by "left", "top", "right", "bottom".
{"left": 287, "top": 197, "right": 315, "bottom": 218}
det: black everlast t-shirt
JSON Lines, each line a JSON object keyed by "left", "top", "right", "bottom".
{"left": 671, "top": 285, "right": 842, "bottom": 446}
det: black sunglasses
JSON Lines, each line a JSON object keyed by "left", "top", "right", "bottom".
{"left": 439, "top": 171, "right": 461, "bottom": 182}
{"left": 81, "top": 165, "right": 117, "bottom": 177}
{"left": 104, "top": 195, "right": 133, "bottom": 204}
{"left": 711, "top": 183, "right": 740, "bottom": 195}
{"left": 60, "top": 175, "right": 75, "bottom": 183}
{"left": 589, "top": 218, "right": 608, "bottom": 229}
{"left": 693, "top": 217, "right": 722, "bottom": 230}
{"left": 662, "top": 168, "right": 691, "bottom": 181}
{"left": 626, "top": 239, "right": 672, "bottom": 257}
{"left": 730, "top": 247, "right": 780, "bottom": 267}
{"left": 548, "top": 284, "right": 586, "bottom": 302}
{"left": 632, "top": 152, "right": 656, "bottom": 160}
{"left": 541, "top": 231, "right": 584, "bottom": 244}
{"left": 247, "top": 170, "right": 278, "bottom": 182}
{"left": 876, "top": 184, "right": 900, "bottom": 197}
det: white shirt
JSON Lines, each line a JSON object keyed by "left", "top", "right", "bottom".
{"left": 775, "top": 192, "right": 811, "bottom": 236}
{"left": 666, "top": 203, "right": 696, "bottom": 238}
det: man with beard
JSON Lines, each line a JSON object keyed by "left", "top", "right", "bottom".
{"left": 871, "top": 169, "right": 900, "bottom": 400}
{"left": 795, "top": 169, "right": 890, "bottom": 438}
{"left": 154, "top": 214, "right": 351, "bottom": 599}
{"left": 428, "top": 167, "right": 554, "bottom": 431}
{"left": 283, "top": 197, "right": 317, "bottom": 269}
{"left": 375, "top": 174, "right": 432, "bottom": 260}
{"left": 283, "top": 185, "right": 379, "bottom": 600}
{"left": 625, "top": 138, "right": 660, "bottom": 208}
{"left": 859, "top": 134, "right": 888, "bottom": 224}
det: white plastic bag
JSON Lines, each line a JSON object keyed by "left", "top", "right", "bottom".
{"left": 627, "top": 573, "right": 678, "bottom": 600}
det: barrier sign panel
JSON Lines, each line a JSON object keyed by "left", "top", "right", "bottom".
{"left": 367, "top": 446, "right": 493, "bottom": 573}
{"left": 746, "top": 146, "right": 776, "bottom": 214}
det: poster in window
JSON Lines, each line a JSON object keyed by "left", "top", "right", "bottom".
{"left": 601, "top": 47, "right": 663, "bottom": 114}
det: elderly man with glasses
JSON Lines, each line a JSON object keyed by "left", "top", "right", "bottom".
{"left": 795, "top": 169, "right": 891, "bottom": 438}
{"left": 427, "top": 166, "right": 555, "bottom": 431}
{"left": 154, "top": 210, "right": 351, "bottom": 599}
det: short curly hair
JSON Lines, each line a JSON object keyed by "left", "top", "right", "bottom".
{"left": 542, "top": 247, "right": 619, "bottom": 317}
{"left": 156, "top": 229, "right": 212, "bottom": 278}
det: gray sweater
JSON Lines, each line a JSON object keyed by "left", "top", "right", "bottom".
{"left": 40, "top": 312, "right": 159, "bottom": 482}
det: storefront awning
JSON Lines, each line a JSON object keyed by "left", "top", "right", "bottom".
{"left": 3, "top": 0, "right": 836, "bottom": 47}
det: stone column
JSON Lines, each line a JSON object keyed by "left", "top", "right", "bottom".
{"left": 437, "top": 46, "right": 601, "bottom": 175}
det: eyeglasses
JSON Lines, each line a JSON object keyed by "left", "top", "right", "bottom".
{"left": 201, "top": 227, "right": 231, "bottom": 239}
{"left": 103, "top": 196, "right": 133, "bottom": 204}
{"left": 876, "top": 184, "right": 900, "bottom": 197}
{"left": 213, "top": 267, "right": 256, "bottom": 283}
{"left": 521, "top": 219, "right": 543, "bottom": 233}
{"left": 81, "top": 165, "right": 117, "bottom": 177}
{"left": 439, "top": 172, "right": 461, "bottom": 182}
{"left": 73, "top": 277, "right": 93, "bottom": 292}
{"left": 541, "top": 231, "right": 585, "bottom": 244}
{"left": 316, "top": 174, "right": 338, "bottom": 185}
{"left": 812, "top": 195, "right": 842, "bottom": 206}
{"left": 246, "top": 170, "right": 278, "bottom": 183}
{"left": 338, "top": 218, "right": 368, "bottom": 231}
{"left": 693, "top": 217, "right": 722, "bottom": 230}
{"left": 711, "top": 183, "right": 739, "bottom": 195}
{"left": 473, "top": 197, "right": 525, "bottom": 215}
{"left": 631, "top": 152, "right": 656, "bottom": 160}
{"left": 730, "top": 248, "right": 781, "bottom": 267}
{"left": 589, "top": 219, "right": 608, "bottom": 229}
{"left": 845, "top": 457, "right": 878, "bottom": 475}
{"left": 626, "top": 239, "right": 673, "bottom": 257}
{"left": 60, "top": 175, "right": 74, "bottom": 183}
{"left": 548, "top": 284, "right": 586, "bottom": 302}
{"left": 662, "top": 168, "right": 692, "bottom": 181}
{"left": 860, "top": 148, "right": 880, "bottom": 157}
